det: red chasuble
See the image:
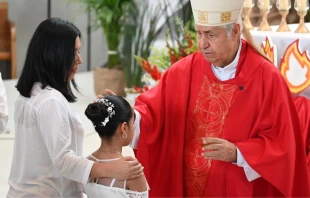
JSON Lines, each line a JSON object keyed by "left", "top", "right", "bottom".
{"left": 294, "top": 96, "right": 310, "bottom": 173}
{"left": 134, "top": 40, "right": 310, "bottom": 197}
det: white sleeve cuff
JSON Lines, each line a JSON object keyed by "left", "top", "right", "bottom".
{"left": 129, "top": 109, "right": 141, "bottom": 149}
{"left": 82, "top": 160, "right": 94, "bottom": 185}
{"left": 0, "top": 73, "right": 8, "bottom": 132}
{"left": 234, "top": 147, "right": 261, "bottom": 182}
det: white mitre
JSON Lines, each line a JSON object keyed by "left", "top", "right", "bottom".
{"left": 190, "top": 0, "right": 245, "bottom": 26}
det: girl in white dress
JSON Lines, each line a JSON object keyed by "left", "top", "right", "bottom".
{"left": 7, "top": 18, "right": 143, "bottom": 198}
{"left": 84, "top": 95, "right": 149, "bottom": 197}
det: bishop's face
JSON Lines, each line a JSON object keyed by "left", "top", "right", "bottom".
{"left": 195, "top": 24, "right": 241, "bottom": 67}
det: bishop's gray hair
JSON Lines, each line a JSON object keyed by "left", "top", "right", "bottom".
{"left": 220, "top": 17, "right": 243, "bottom": 38}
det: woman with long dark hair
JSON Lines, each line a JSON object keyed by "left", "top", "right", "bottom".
{"left": 7, "top": 18, "right": 142, "bottom": 198}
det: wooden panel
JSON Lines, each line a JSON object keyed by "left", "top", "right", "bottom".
{"left": 0, "top": 2, "right": 9, "bottom": 39}
{"left": 0, "top": 52, "right": 10, "bottom": 60}
{"left": 0, "top": 2, "right": 7, "bottom": 9}
{"left": 0, "top": 2, "right": 16, "bottom": 79}
{"left": 0, "top": 2, "right": 10, "bottom": 52}
{"left": 0, "top": 39, "right": 10, "bottom": 51}
{"left": 10, "top": 21, "right": 16, "bottom": 78}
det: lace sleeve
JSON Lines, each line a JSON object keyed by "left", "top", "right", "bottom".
{"left": 126, "top": 178, "right": 150, "bottom": 198}
{"left": 126, "top": 189, "right": 149, "bottom": 198}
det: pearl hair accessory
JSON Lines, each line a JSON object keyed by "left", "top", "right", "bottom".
{"left": 96, "top": 98, "right": 115, "bottom": 127}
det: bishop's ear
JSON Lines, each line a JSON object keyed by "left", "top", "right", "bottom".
{"left": 232, "top": 23, "right": 241, "bottom": 37}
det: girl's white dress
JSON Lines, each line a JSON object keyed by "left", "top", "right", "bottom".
{"left": 83, "top": 155, "right": 149, "bottom": 198}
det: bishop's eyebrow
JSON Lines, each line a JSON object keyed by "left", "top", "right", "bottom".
{"left": 203, "top": 30, "right": 214, "bottom": 34}
{"left": 196, "top": 30, "right": 213, "bottom": 34}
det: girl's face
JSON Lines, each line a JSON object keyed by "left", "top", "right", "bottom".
{"left": 68, "top": 36, "right": 82, "bottom": 81}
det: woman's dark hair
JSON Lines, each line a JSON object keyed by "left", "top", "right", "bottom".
{"left": 16, "top": 17, "right": 82, "bottom": 102}
{"left": 85, "top": 95, "right": 133, "bottom": 139}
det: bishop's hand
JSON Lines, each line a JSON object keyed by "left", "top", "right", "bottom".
{"left": 94, "top": 89, "right": 117, "bottom": 102}
{"left": 104, "top": 89, "right": 116, "bottom": 96}
{"left": 201, "top": 137, "right": 237, "bottom": 162}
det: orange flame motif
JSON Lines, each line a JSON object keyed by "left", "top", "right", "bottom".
{"left": 280, "top": 39, "right": 310, "bottom": 94}
{"left": 261, "top": 36, "right": 277, "bottom": 66}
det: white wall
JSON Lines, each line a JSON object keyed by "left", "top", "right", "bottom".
{"left": 7, "top": 0, "right": 107, "bottom": 77}
{"left": 5, "top": 0, "right": 183, "bottom": 78}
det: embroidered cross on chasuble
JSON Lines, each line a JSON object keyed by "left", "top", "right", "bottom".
{"left": 184, "top": 76, "right": 237, "bottom": 197}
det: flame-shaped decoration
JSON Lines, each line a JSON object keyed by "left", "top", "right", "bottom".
{"left": 280, "top": 39, "right": 310, "bottom": 94}
{"left": 261, "top": 36, "right": 277, "bottom": 66}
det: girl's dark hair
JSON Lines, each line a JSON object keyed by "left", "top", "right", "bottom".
{"left": 16, "top": 17, "right": 82, "bottom": 102}
{"left": 85, "top": 95, "right": 133, "bottom": 139}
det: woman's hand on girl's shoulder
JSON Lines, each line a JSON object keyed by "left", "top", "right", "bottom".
{"left": 109, "top": 156, "right": 144, "bottom": 180}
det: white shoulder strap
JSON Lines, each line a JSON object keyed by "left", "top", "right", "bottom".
{"left": 89, "top": 155, "right": 100, "bottom": 162}
{"left": 110, "top": 178, "right": 116, "bottom": 187}
{"left": 123, "top": 180, "right": 127, "bottom": 189}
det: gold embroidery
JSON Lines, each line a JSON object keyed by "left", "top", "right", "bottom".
{"left": 193, "top": 8, "right": 240, "bottom": 13}
{"left": 193, "top": 9, "right": 242, "bottom": 25}
{"left": 184, "top": 76, "right": 237, "bottom": 197}
{"left": 221, "top": 12, "right": 232, "bottom": 23}
{"left": 198, "top": 11, "right": 208, "bottom": 24}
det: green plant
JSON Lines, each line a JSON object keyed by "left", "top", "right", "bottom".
{"left": 71, "top": 0, "right": 136, "bottom": 68}
{"left": 163, "top": 0, "right": 194, "bottom": 49}
{"left": 126, "top": 18, "right": 197, "bottom": 93}
{"left": 121, "top": 0, "right": 193, "bottom": 88}
{"left": 121, "top": 1, "right": 170, "bottom": 88}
